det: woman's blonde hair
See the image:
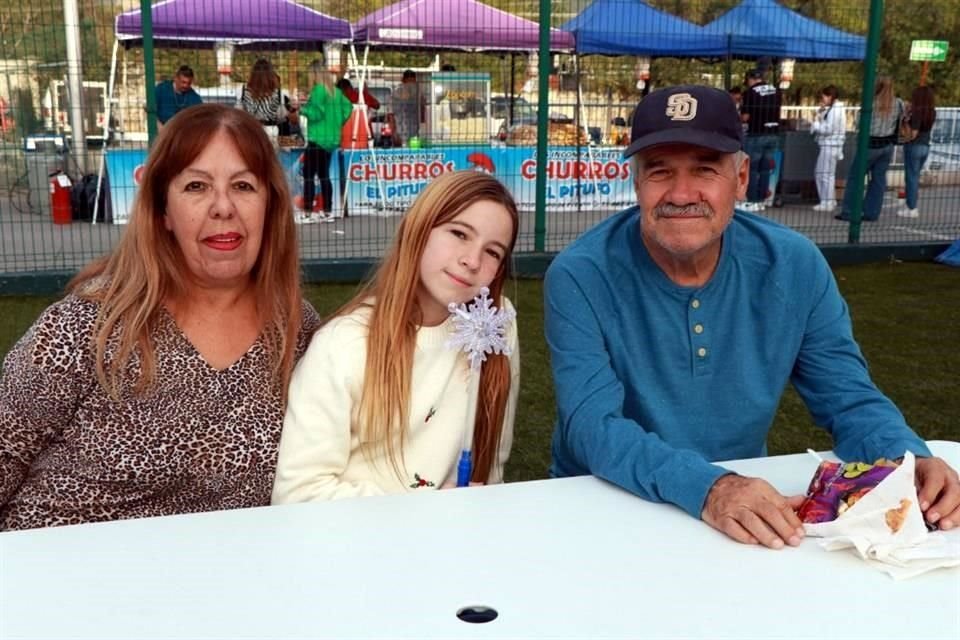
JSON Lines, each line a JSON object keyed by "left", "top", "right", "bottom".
{"left": 247, "top": 58, "right": 280, "bottom": 99}
{"left": 333, "top": 170, "right": 519, "bottom": 482}
{"left": 874, "top": 75, "right": 896, "bottom": 117}
{"left": 69, "top": 103, "right": 303, "bottom": 402}
{"left": 308, "top": 60, "right": 335, "bottom": 95}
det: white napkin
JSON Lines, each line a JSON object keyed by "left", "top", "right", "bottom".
{"left": 803, "top": 452, "right": 960, "bottom": 580}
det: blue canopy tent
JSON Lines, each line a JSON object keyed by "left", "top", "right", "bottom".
{"left": 556, "top": 1, "right": 733, "bottom": 207}
{"left": 702, "top": 0, "right": 866, "bottom": 61}
{"left": 560, "top": 0, "right": 728, "bottom": 57}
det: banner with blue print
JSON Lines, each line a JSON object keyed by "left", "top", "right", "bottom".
{"left": 106, "top": 145, "right": 634, "bottom": 223}
{"left": 103, "top": 149, "right": 147, "bottom": 225}
{"left": 337, "top": 145, "right": 633, "bottom": 216}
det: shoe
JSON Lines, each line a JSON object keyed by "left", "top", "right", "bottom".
{"left": 298, "top": 211, "right": 322, "bottom": 224}
{"left": 813, "top": 202, "right": 836, "bottom": 212}
{"left": 738, "top": 202, "right": 762, "bottom": 212}
{"left": 834, "top": 214, "right": 849, "bottom": 221}
{"left": 896, "top": 208, "right": 919, "bottom": 218}
{"left": 320, "top": 212, "right": 337, "bottom": 223}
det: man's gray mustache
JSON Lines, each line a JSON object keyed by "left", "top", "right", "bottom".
{"left": 653, "top": 203, "right": 714, "bottom": 218}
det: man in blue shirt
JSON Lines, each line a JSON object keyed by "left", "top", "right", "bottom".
{"left": 155, "top": 65, "right": 202, "bottom": 127}
{"left": 545, "top": 84, "right": 959, "bottom": 549}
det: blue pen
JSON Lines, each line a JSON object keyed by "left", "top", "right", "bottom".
{"left": 456, "top": 450, "right": 472, "bottom": 487}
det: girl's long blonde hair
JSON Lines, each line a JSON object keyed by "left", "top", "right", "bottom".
{"left": 874, "top": 75, "right": 896, "bottom": 118}
{"left": 332, "top": 170, "right": 519, "bottom": 482}
{"left": 69, "top": 104, "right": 303, "bottom": 402}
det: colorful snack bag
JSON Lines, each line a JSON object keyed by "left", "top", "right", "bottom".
{"left": 797, "top": 459, "right": 900, "bottom": 524}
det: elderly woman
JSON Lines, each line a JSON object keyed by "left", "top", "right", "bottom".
{"left": 0, "top": 104, "right": 320, "bottom": 530}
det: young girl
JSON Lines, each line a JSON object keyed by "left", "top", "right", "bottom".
{"left": 838, "top": 75, "right": 901, "bottom": 222}
{"left": 897, "top": 85, "right": 936, "bottom": 219}
{"left": 809, "top": 85, "right": 845, "bottom": 212}
{"left": 272, "top": 170, "right": 520, "bottom": 502}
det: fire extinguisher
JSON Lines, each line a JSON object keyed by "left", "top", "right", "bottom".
{"left": 49, "top": 171, "right": 73, "bottom": 225}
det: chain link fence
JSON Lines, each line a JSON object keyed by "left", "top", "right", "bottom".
{"left": 0, "top": 1, "right": 956, "bottom": 289}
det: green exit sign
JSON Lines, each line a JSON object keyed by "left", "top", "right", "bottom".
{"left": 909, "top": 40, "right": 949, "bottom": 62}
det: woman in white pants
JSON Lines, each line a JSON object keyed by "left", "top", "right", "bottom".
{"left": 809, "top": 86, "right": 845, "bottom": 212}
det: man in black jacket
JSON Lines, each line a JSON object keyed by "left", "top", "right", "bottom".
{"left": 739, "top": 69, "right": 781, "bottom": 211}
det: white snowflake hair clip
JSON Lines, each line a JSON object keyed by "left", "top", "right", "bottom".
{"left": 446, "top": 287, "right": 516, "bottom": 371}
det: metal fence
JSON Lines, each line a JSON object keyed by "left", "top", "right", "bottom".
{"left": 0, "top": 1, "right": 956, "bottom": 291}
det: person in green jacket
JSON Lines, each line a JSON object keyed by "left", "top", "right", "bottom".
{"left": 298, "top": 60, "right": 352, "bottom": 223}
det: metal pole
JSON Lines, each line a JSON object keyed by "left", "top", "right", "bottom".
{"left": 534, "top": 0, "right": 552, "bottom": 253}
{"left": 63, "top": 0, "right": 88, "bottom": 174}
{"left": 142, "top": 0, "right": 157, "bottom": 145}
{"left": 574, "top": 53, "right": 581, "bottom": 212}
{"left": 724, "top": 35, "right": 732, "bottom": 90}
{"left": 509, "top": 53, "right": 516, "bottom": 123}
{"left": 93, "top": 38, "right": 120, "bottom": 226}
{"left": 846, "top": 0, "right": 884, "bottom": 244}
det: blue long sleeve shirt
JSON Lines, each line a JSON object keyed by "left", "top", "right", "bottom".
{"left": 545, "top": 207, "right": 931, "bottom": 519}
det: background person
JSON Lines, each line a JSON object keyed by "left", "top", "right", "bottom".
{"left": 237, "top": 58, "right": 299, "bottom": 140}
{"left": 391, "top": 69, "right": 421, "bottom": 145}
{"left": 272, "top": 171, "right": 520, "bottom": 502}
{"left": 337, "top": 77, "right": 380, "bottom": 111}
{"left": 739, "top": 68, "right": 781, "bottom": 212}
{"left": 298, "top": 60, "right": 351, "bottom": 223}
{"left": 337, "top": 76, "right": 381, "bottom": 146}
{"left": 155, "top": 64, "right": 202, "bottom": 127}
{"left": 809, "top": 85, "right": 846, "bottom": 212}
{"left": 897, "top": 85, "right": 937, "bottom": 219}
{"left": 728, "top": 86, "right": 743, "bottom": 112}
{"left": 544, "top": 84, "right": 960, "bottom": 550}
{"left": 837, "top": 75, "right": 902, "bottom": 222}
{"left": 0, "top": 104, "right": 320, "bottom": 531}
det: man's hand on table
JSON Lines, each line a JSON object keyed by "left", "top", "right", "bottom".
{"left": 915, "top": 456, "right": 960, "bottom": 530}
{"left": 702, "top": 474, "right": 805, "bottom": 549}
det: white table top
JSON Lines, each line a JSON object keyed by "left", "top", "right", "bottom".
{"left": 2, "top": 442, "right": 958, "bottom": 639}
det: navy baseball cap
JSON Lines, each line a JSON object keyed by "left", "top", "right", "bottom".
{"left": 623, "top": 84, "right": 743, "bottom": 158}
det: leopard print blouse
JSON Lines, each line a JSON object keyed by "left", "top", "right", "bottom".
{"left": 0, "top": 294, "right": 321, "bottom": 531}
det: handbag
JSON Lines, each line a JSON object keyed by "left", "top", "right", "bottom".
{"left": 897, "top": 103, "right": 918, "bottom": 145}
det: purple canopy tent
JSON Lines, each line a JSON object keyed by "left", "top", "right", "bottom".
{"left": 352, "top": 0, "right": 574, "bottom": 52}
{"left": 97, "top": 0, "right": 353, "bottom": 224}
{"left": 115, "top": 0, "right": 352, "bottom": 49}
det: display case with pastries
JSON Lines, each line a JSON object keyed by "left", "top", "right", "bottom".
{"left": 505, "top": 121, "right": 590, "bottom": 146}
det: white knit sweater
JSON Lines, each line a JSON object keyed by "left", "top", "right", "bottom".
{"left": 272, "top": 299, "right": 519, "bottom": 503}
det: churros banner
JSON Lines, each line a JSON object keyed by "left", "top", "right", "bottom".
{"left": 338, "top": 146, "right": 634, "bottom": 216}
{"left": 106, "top": 145, "right": 635, "bottom": 223}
